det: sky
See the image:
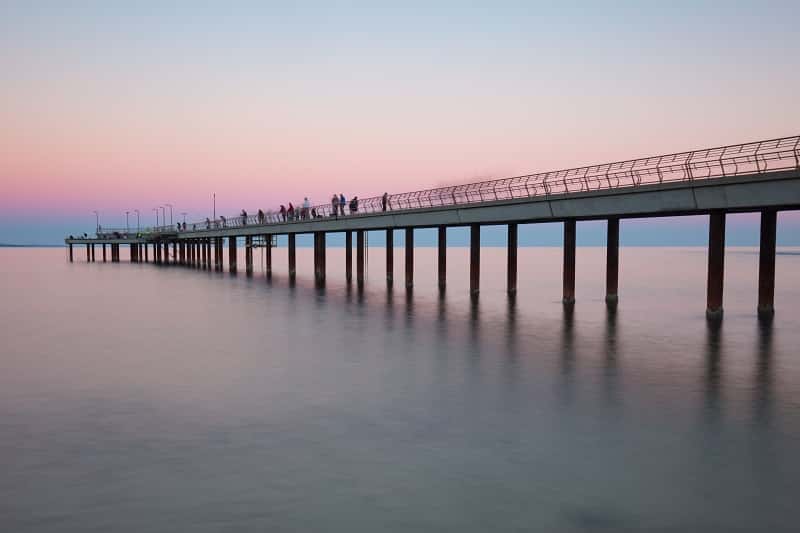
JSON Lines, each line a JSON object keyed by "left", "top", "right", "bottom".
{"left": 1, "top": 1, "right": 799, "bottom": 245}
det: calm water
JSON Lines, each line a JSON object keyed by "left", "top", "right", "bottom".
{"left": 2, "top": 246, "right": 800, "bottom": 532}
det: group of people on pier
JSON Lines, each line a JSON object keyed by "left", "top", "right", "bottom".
{"left": 170, "top": 191, "right": 392, "bottom": 233}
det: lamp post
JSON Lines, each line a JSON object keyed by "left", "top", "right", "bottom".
{"left": 134, "top": 209, "right": 140, "bottom": 232}
{"left": 92, "top": 210, "right": 99, "bottom": 232}
{"left": 165, "top": 203, "right": 173, "bottom": 226}
{"left": 125, "top": 211, "right": 130, "bottom": 234}
{"left": 160, "top": 206, "right": 166, "bottom": 228}
{"left": 153, "top": 208, "right": 159, "bottom": 227}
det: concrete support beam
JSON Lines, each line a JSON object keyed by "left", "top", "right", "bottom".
{"left": 470, "top": 224, "right": 480, "bottom": 297}
{"left": 356, "top": 230, "right": 365, "bottom": 287}
{"left": 706, "top": 211, "right": 726, "bottom": 319}
{"left": 386, "top": 229, "right": 394, "bottom": 285}
{"left": 314, "top": 232, "right": 326, "bottom": 285}
{"left": 288, "top": 234, "right": 296, "bottom": 282}
{"left": 438, "top": 226, "right": 446, "bottom": 292}
{"left": 245, "top": 236, "right": 253, "bottom": 276}
{"left": 758, "top": 209, "right": 777, "bottom": 319}
{"left": 563, "top": 220, "right": 576, "bottom": 305}
{"left": 606, "top": 218, "right": 619, "bottom": 306}
{"left": 86, "top": 243, "right": 91, "bottom": 262}
{"left": 229, "top": 237, "right": 237, "bottom": 273}
{"left": 507, "top": 223, "right": 518, "bottom": 294}
{"left": 69, "top": 243, "right": 73, "bottom": 262}
{"left": 91, "top": 244, "right": 95, "bottom": 262}
{"left": 265, "top": 235, "right": 272, "bottom": 279}
{"left": 405, "top": 228, "right": 414, "bottom": 290}
{"left": 345, "top": 231, "right": 353, "bottom": 283}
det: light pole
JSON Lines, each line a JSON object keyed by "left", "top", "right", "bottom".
{"left": 125, "top": 211, "right": 130, "bottom": 234}
{"left": 160, "top": 206, "right": 166, "bottom": 228}
{"left": 153, "top": 208, "right": 159, "bottom": 227}
{"left": 134, "top": 209, "right": 140, "bottom": 232}
{"left": 92, "top": 210, "right": 99, "bottom": 232}
{"left": 165, "top": 203, "right": 173, "bottom": 225}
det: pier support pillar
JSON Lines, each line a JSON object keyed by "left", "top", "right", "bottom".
{"left": 86, "top": 243, "right": 91, "bottom": 262}
{"left": 706, "top": 211, "right": 726, "bottom": 319}
{"left": 130, "top": 244, "right": 135, "bottom": 263}
{"left": 563, "top": 220, "right": 576, "bottom": 305}
{"left": 228, "top": 237, "right": 237, "bottom": 273}
{"left": 68, "top": 243, "right": 73, "bottom": 262}
{"left": 205, "top": 240, "right": 211, "bottom": 270}
{"left": 507, "top": 223, "right": 518, "bottom": 294}
{"left": 265, "top": 235, "right": 272, "bottom": 279}
{"left": 314, "top": 232, "right": 326, "bottom": 285}
{"left": 179, "top": 242, "right": 185, "bottom": 265}
{"left": 102, "top": 243, "right": 107, "bottom": 263}
{"left": 758, "top": 210, "right": 777, "bottom": 319}
{"left": 356, "top": 230, "right": 365, "bottom": 287}
{"left": 173, "top": 242, "right": 178, "bottom": 265}
{"left": 288, "top": 234, "right": 296, "bottom": 282}
{"left": 438, "top": 226, "right": 447, "bottom": 292}
{"left": 405, "top": 228, "right": 414, "bottom": 290}
{"left": 606, "top": 218, "right": 619, "bottom": 306}
{"left": 386, "top": 230, "right": 394, "bottom": 285}
{"left": 91, "top": 244, "right": 96, "bottom": 262}
{"left": 144, "top": 243, "right": 149, "bottom": 263}
{"left": 245, "top": 236, "right": 253, "bottom": 276}
{"left": 201, "top": 240, "right": 206, "bottom": 268}
{"left": 470, "top": 224, "right": 480, "bottom": 297}
{"left": 345, "top": 231, "right": 353, "bottom": 283}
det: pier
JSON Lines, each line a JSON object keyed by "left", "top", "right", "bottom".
{"left": 66, "top": 136, "right": 800, "bottom": 319}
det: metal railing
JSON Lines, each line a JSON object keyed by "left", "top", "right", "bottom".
{"left": 114, "top": 135, "right": 800, "bottom": 237}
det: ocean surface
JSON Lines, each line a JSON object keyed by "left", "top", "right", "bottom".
{"left": 2, "top": 246, "right": 800, "bottom": 532}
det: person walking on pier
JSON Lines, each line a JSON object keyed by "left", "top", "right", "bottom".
{"left": 287, "top": 203, "right": 295, "bottom": 221}
{"left": 349, "top": 196, "right": 359, "bottom": 213}
{"left": 382, "top": 192, "right": 389, "bottom": 212}
{"left": 205, "top": 218, "right": 210, "bottom": 229}
{"left": 279, "top": 205, "right": 287, "bottom": 222}
{"left": 339, "top": 194, "right": 346, "bottom": 216}
{"left": 302, "top": 197, "right": 311, "bottom": 219}
{"left": 331, "top": 194, "right": 339, "bottom": 217}
{"left": 257, "top": 209, "right": 265, "bottom": 224}
{"left": 241, "top": 209, "right": 248, "bottom": 226}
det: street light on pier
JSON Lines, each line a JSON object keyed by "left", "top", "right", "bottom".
{"left": 92, "top": 210, "right": 99, "bottom": 232}
{"left": 134, "top": 210, "right": 140, "bottom": 232}
{"left": 180, "top": 212, "right": 187, "bottom": 224}
{"left": 165, "top": 204, "right": 174, "bottom": 226}
{"left": 125, "top": 211, "right": 130, "bottom": 234}
{"left": 160, "top": 206, "right": 166, "bottom": 228}
{"left": 153, "top": 208, "right": 159, "bottom": 227}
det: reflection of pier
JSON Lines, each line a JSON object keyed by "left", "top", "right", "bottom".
{"left": 66, "top": 136, "right": 800, "bottom": 319}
